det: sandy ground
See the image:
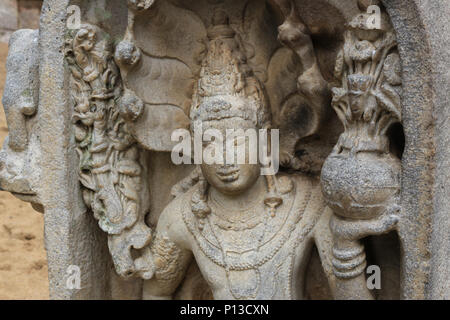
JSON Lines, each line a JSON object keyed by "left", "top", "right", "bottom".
{"left": 0, "top": 42, "right": 49, "bottom": 299}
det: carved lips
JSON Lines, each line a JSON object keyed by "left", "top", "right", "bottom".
{"left": 216, "top": 167, "right": 240, "bottom": 183}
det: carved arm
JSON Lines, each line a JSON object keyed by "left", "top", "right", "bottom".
{"left": 330, "top": 211, "right": 399, "bottom": 299}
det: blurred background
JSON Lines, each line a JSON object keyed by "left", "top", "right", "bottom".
{"left": 0, "top": 0, "right": 48, "bottom": 299}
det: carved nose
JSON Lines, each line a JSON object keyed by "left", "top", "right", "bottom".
{"left": 20, "top": 100, "right": 37, "bottom": 116}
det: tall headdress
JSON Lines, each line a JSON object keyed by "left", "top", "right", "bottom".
{"left": 190, "top": 10, "right": 271, "bottom": 130}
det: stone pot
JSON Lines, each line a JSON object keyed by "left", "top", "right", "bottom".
{"left": 320, "top": 151, "right": 401, "bottom": 220}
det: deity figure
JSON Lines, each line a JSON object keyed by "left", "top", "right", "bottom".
{"left": 0, "top": 0, "right": 410, "bottom": 300}
{"left": 135, "top": 9, "right": 395, "bottom": 300}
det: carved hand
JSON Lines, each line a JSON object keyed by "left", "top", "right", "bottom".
{"left": 329, "top": 204, "right": 400, "bottom": 296}
{"left": 328, "top": 206, "right": 399, "bottom": 299}
{"left": 330, "top": 204, "right": 400, "bottom": 242}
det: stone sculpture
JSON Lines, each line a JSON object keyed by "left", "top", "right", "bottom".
{"left": 0, "top": 0, "right": 448, "bottom": 300}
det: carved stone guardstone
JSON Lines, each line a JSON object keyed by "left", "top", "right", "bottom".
{"left": 0, "top": 0, "right": 448, "bottom": 300}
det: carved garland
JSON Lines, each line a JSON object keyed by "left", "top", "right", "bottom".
{"left": 65, "top": 24, "right": 152, "bottom": 277}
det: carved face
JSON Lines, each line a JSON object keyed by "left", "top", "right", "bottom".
{"left": 0, "top": 30, "right": 42, "bottom": 210}
{"left": 199, "top": 117, "right": 261, "bottom": 196}
{"left": 201, "top": 160, "right": 261, "bottom": 196}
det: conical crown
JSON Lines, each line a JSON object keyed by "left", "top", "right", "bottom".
{"left": 190, "top": 10, "right": 270, "bottom": 130}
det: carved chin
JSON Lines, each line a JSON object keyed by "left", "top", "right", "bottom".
{"left": 213, "top": 176, "right": 257, "bottom": 196}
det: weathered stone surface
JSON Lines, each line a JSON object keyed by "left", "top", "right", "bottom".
{"left": 0, "top": 0, "right": 448, "bottom": 300}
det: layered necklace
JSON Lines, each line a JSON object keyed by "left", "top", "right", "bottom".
{"left": 206, "top": 191, "right": 273, "bottom": 299}
{"left": 208, "top": 188, "right": 268, "bottom": 231}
